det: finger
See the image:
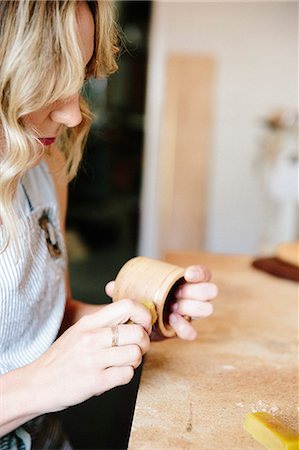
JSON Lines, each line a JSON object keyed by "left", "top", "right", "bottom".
{"left": 105, "top": 281, "right": 115, "bottom": 298}
{"left": 100, "top": 366, "right": 135, "bottom": 392}
{"left": 169, "top": 313, "right": 197, "bottom": 341}
{"left": 81, "top": 299, "right": 152, "bottom": 334}
{"left": 88, "top": 325, "right": 149, "bottom": 354}
{"left": 176, "top": 282, "right": 218, "bottom": 301}
{"left": 104, "top": 345, "right": 143, "bottom": 369}
{"left": 171, "top": 299, "right": 213, "bottom": 318}
{"left": 184, "top": 265, "right": 211, "bottom": 283}
{"left": 103, "top": 324, "right": 150, "bottom": 354}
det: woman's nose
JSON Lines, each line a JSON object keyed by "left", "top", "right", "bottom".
{"left": 50, "top": 94, "right": 82, "bottom": 128}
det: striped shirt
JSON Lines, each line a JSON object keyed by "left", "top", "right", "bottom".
{"left": 0, "top": 159, "right": 66, "bottom": 375}
{"left": 0, "top": 160, "right": 71, "bottom": 449}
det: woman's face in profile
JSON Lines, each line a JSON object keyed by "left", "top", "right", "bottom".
{"left": 23, "top": 1, "right": 95, "bottom": 148}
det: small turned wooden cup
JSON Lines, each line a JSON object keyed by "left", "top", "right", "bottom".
{"left": 112, "top": 256, "right": 185, "bottom": 337}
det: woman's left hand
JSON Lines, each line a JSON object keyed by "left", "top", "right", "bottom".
{"left": 168, "top": 265, "right": 218, "bottom": 341}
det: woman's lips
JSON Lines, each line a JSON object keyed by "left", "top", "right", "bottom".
{"left": 38, "top": 137, "right": 56, "bottom": 146}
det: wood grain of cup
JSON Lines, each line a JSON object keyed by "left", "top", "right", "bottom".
{"left": 112, "top": 256, "right": 185, "bottom": 337}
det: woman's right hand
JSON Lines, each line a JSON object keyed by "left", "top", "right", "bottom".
{"left": 30, "top": 299, "right": 152, "bottom": 414}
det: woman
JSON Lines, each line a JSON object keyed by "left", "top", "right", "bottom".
{"left": 0, "top": 1, "right": 218, "bottom": 448}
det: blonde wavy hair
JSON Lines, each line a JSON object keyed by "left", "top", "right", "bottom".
{"left": 0, "top": 0, "right": 119, "bottom": 251}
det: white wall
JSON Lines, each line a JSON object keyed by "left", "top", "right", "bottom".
{"left": 139, "top": 2, "right": 298, "bottom": 257}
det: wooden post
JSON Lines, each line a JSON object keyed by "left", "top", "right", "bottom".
{"left": 157, "top": 55, "right": 215, "bottom": 255}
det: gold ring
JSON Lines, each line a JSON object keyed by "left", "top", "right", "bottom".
{"left": 111, "top": 325, "right": 119, "bottom": 347}
{"left": 183, "top": 315, "right": 192, "bottom": 322}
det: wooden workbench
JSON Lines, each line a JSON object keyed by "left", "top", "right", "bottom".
{"left": 128, "top": 252, "right": 298, "bottom": 449}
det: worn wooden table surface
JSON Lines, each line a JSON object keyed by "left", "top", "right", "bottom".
{"left": 128, "top": 252, "right": 298, "bottom": 449}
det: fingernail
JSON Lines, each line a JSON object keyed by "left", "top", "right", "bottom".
{"left": 169, "top": 313, "right": 178, "bottom": 324}
{"left": 207, "top": 284, "right": 218, "bottom": 298}
{"left": 171, "top": 302, "right": 178, "bottom": 312}
{"left": 175, "top": 288, "right": 182, "bottom": 298}
{"left": 187, "top": 268, "right": 199, "bottom": 281}
{"left": 188, "top": 330, "right": 198, "bottom": 341}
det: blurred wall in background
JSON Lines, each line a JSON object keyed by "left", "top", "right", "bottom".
{"left": 139, "top": 1, "right": 298, "bottom": 257}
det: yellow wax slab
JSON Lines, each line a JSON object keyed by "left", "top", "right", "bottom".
{"left": 244, "top": 412, "right": 299, "bottom": 450}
